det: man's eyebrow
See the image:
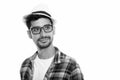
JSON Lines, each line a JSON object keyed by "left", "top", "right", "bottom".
{"left": 43, "top": 24, "right": 52, "bottom": 26}
{"left": 31, "top": 24, "right": 52, "bottom": 28}
{"left": 31, "top": 26, "right": 40, "bottom": 28}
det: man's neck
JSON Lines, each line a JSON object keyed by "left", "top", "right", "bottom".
{"left": 37, "top": 45, "right": 55, "bottom": 59}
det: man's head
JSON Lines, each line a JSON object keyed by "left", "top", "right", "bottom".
{"left": 24, "top": 11, "right": 55, "bottom": 49}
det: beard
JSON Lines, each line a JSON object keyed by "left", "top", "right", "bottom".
{"left": 36, "top": 36, "right": 53, "bottom": 49}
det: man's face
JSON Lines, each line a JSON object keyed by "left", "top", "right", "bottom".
{"left": 28, "top": 18, "right": 55, "bottom": 49}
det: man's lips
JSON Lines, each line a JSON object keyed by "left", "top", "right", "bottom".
{"left": 38, "top": 37, "right": 50, "bottom": 43}
{"left": 39, "top": 38, "right": 48, "bottom": 42}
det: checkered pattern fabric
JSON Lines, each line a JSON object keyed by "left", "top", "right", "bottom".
{"left": 20, "top": 47, "right": 84, "bottom": 80}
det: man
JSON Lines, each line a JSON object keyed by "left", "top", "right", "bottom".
{"left": 20, "top": 10, "right": 84, "bottom": 80}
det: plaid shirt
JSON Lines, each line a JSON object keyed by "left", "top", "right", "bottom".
{"left": 20, "top": 47, "right": 84, "bottom": 80}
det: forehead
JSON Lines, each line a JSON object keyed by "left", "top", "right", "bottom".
{"left": 31, "top": 18, "right": 51, "bottom": 27}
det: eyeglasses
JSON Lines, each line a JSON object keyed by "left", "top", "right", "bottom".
{"left": 30, "top": 24, "right": 53, "bottom": 35}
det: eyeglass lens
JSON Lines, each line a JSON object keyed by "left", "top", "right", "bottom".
{"left": 30, "top": 24, "right": 53, "bottom": 34}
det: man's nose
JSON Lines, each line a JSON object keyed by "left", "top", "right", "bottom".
{"left": 40, "top": 28, "right": 45, "bottom": 36}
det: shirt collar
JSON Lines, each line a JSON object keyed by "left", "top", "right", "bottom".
{"left": 30, "top": 47, "right": 62, "bottom": 64}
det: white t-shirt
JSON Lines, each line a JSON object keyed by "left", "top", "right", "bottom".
{"left": 33, "top": 55, "right": 54, "bottom": 80}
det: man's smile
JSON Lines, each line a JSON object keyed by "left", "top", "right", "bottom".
{"left": 39, "top": 38, "right": 49, "bottom": 43}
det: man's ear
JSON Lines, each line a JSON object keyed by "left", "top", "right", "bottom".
{"left": 27, "top": 30, "right": 32, "bottom": 39}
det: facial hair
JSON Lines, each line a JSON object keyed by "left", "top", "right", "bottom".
{"left": 36, "top": 36, "right": 52, "bottom": 49}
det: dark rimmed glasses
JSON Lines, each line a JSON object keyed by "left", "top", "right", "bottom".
{"left": 30, "top": 24, "right": 53, "bottom": 35}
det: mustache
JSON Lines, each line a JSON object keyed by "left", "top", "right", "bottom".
{"left": 38, "top": 36, "right": 51, "bottom": 40}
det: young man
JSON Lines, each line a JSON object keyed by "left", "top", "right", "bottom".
{"left": 20, "top": 11, "right": 84, "bottom": 80}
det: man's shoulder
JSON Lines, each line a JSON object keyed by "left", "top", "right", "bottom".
{"left": 58, "top": 52, "right": 81, "bottom": 73}
{"left": 21, "top": 51, "right": 37, "bottom": 66}
{"left": 21, "top": 57, "right": 32, "bottom": 67}
{"left": 60, "top": 52, "right": 78, "bottom": 65}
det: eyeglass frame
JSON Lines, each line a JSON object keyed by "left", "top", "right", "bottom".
{"left": 30, "top": 24, "right": 53, "bottom": 35}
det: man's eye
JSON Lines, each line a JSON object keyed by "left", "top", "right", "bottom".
{"left": 34, "top": 28, "right": 38, "bottom": 31}
{"left": 32, "top": 28, "right": 39, "bottom": 32}
{"left": 45, "top": 26, "right": 50, "bottom": 29}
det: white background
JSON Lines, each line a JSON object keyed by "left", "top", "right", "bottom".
{"left": 0, "top": 0, "right": 120, "bottom": 80}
